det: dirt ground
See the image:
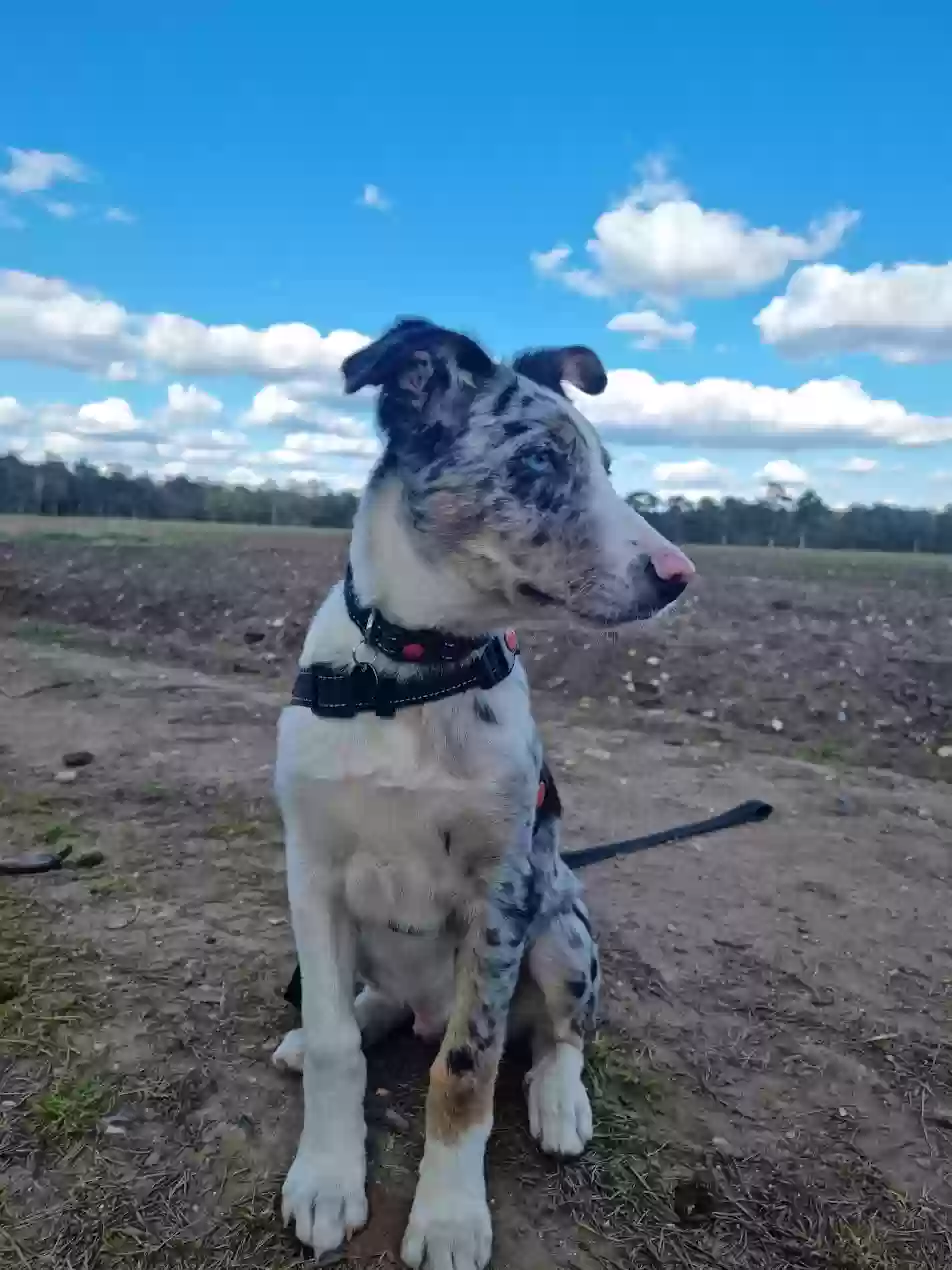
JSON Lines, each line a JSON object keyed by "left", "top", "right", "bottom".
{"left": 2, "top": 521, "right": 952, "bottom": 1269}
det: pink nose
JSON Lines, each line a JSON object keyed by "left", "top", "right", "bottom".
{"left": 650, "top": 547, "right": 696, "bottom": 584}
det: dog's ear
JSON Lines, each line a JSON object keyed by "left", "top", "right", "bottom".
{"left": 511, "top": 346, "right": 608, "bottom": 398}
{"left": 342, "top": 317, "right": 494, "bottom": 398}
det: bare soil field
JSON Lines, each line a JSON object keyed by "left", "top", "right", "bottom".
{"left": 2, "top": 518, "right": 952, "bottom": 1269}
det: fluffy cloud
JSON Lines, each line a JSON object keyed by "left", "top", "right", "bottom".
{"left": 608, "top": 310, "right": 695, "bottom": 349}
{"left": 0, "top": 147, "right": 89, "bottom": 195}
{"left": 0, "top": 396, "right": 29, "bottom": 428}
{"left": 0, "top": 269, "right": 371, "bottom": 384}
{"left": 0, "top": 271, "right": 133, "bottom": 371}
{"left": 163, "top": 383, "right": 224, "bottom": 422}
{"left": 242, "top": 383, "right": 370, "bottom": 434}
{"left": 759, "top": 459, "right": 809, "bottom": 486}
{"left": 265, "top": 431, "right": 380, "bottom": 463}
{"left": 756, "top": 262, "right": 952, "bottom": 364}
{"left": 359, "top": 184, "right": 391, "bottom": 212}
{"left": 652, "top": 457, "right": 726, "bottom": 486}
{"left": 105, "top": 206, "right": 136, "bottom": 224}
{"left": 532, "top": 157, "right": 858, "bottom": 303}
{"left": 574, "top": 371, "right": 952, "bottom": 447}
{"left": 140, "top": 312, "right": 369, "bottom": 380}
{"left": 840, "top": 456, "right": 878, "bottom": 474}
{"left": 2, "top": 386, "right": 379, "bottom": 492}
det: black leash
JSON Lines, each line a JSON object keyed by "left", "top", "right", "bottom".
{"left": 561, "top": 798, "right": 773, "bottom": 869}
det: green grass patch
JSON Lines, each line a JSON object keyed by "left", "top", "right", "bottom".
{"left": 29, "top": 1075, "right": 117, "bottom": 1142}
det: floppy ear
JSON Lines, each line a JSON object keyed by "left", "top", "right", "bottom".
{"left": 341, "top": 317, "right": 494, "bottom": 397}
{"left": 511, "top": 345, "right": 608, "bottom": 397}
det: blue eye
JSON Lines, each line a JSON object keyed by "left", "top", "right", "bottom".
{"left": 522, "top": 452, "right": 553, "bottom": 475}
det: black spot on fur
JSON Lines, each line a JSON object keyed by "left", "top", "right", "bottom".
{"left": 485, "top": 927, "right": 501, "bottom": 947}
{"left": 474, "top": 696, "right": 497, "bottom": 724}
{"left": 493, "top": 382, "right": 518, "bottom": 416}
{"left": 447, "top": 1046, "right": 476, "bottom": 1075}
{"left": 443, "top": 830, "right": 451, "bottom": 854}
{"left": 572, "top": 903, "right": 593, "bottom": 938}
{"left": 590, "top": 955, "right": 599, "bottom": 982}
{"left": 566, "top": 978, "right": 588, "bottom": 1000}
{"left": 502, "top": 419, "right": 528, "bottom": 439}
{"left": 531, "top": 528, "right": 550, "bottom": 547}
{"left": 537, "top": 764, "right": 562, "bottom": 820}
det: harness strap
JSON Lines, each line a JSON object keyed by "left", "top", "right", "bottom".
{"left": 290, "top": 634, "right": 516, "bottom": 719}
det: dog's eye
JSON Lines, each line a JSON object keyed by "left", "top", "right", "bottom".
{"left": 521, "top": 451, "right": 555, "bottom": 476}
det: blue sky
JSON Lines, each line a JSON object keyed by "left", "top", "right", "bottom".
{"left": 2, "top": 1, "right": 951, "bottom": 507}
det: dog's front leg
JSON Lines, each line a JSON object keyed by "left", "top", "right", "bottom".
{"left": 281, "top": 840, "right": 367, "bottom": 1258}
{"left": 402, "top": 849, "right": 533, "bottom": 1270}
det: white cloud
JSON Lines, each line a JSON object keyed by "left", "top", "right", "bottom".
{"left": 759, "top": 459, "right": 809, "bottom": 486}
{"left": 163, "top": 383, "right": 224, "bottom": 422}
{"left": 45, "top": 200, "right": 77, "bottom": 220}
{"left": 105, "top": 206, "right": 136, "bottom": 224}
{"left": 0, "top": 147, "right": 89, "bottom": 195}
{"left": 608, "top": 309, "right": 695, "bottom": 350}
{"left": 105, "top": 360, "right": 137, "bottom": 382}
{"left": 242, "top": 383, "right": 371, "bottom": 434}
{"left": 532, "top": 156, "right": 858, "bottom": 303}
{"left": 0, "top": 396, "right": 29, "bottom": 428}
{"left": 652, "top": 457, "right": 726, "bottom": 485}
{"left": 266, "top": 431, "right": 380, "bottom": 463}
{"left": 840, "top": 456, "right": 878, "bottom": 474}
{"left": 0, "top": 270, "right": 133, "bottom": 370}
{"left": 141, "top": 312, "right": 369, "bottom": 380}
{"left": 359, "top": 183, "right": 391, "bottom": 212}
{"left": 756, "top": 261, "right": 952, "bottom": 364}
{"left": 0, "top": 269, "right": 372, "bottom": 385}
{"left": 575, "top": 370, "right": 952, "bottom": 447}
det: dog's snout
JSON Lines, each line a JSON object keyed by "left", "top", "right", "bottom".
{"left": 644, "top": 550, "right": 694, "bottom": 608}
{"left": 650, "top": 547, "right": 695, "bottom": 585}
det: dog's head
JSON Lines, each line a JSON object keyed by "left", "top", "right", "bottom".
{"left": 343, "top": 317, "right": 694, "bottom": 627}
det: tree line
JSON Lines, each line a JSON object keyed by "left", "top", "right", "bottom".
{"left": 0, "top": 454, "right": 359, "bottom": 527}
{"left": 628, "top": 484, "right": 952, "bottom": 554}
{"left": 1, "top": 453, "right": 950, "bottom": 553}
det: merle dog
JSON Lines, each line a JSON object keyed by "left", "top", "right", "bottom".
{"left": 271, "top": 319, "right": 694, "bottom": 1269}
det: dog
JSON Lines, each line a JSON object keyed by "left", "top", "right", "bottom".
{"left": 271, "top": 318, "right": 695, "bottom": 1270}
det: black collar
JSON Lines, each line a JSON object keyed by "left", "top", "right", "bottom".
{"left": 343, "top": 564, "right": 488, "bottom": 664}
{"left": 290, "top": 568, "right": 520, "bottom": 719}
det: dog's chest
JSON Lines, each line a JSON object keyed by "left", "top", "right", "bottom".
{"left": 277, "top": 685, "right": 536, "bottom": 920}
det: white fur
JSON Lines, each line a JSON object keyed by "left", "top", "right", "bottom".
{"left": 526, "top": 1043, "right": 592, "bottom": 1157}
{"left": 401, "top": 1126, "right": 494, "bottom": 1270}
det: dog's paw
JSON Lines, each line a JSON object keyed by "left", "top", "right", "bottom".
{"left": 401, "top": 1191, "right": 492, "bottom": 1270}
{"left": 271, "top": 1028, "right": 305, "bottom": 1074}
{"left": 526, "top": 1043, "right": 592, "bottom": 1158}
{"left": 282, "top": 1148, "right": 367, "bottom": 1256}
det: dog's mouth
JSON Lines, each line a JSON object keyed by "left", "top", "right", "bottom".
{"left": 516, "top": 582, "right": 561, "bottom": 608}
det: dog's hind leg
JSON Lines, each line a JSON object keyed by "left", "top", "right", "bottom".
{"left": 522, "top": 899, "right": 599, "bottom": 1158}
{"left": 273, "top": 986, "right": 410, "bottom": 1074}
{"left": 280, "top": 823, "right": 368, "bottom": 1260}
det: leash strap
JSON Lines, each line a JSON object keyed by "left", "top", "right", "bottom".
{"left": 561, "top": 799, "right": 773, "bottom": 869}
{"left": 290, "top": 635, "right": 516, "bottom": 719}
